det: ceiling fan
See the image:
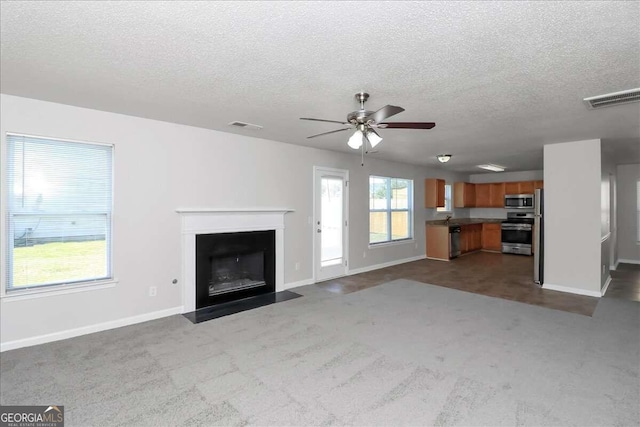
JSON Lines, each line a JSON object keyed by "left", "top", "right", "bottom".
{"left": 300, "top": 92, "right": 436, "bottom": 157}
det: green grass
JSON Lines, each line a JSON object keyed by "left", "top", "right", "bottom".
{"left": 12, "top": 240, "right": 107, "bottom": 287}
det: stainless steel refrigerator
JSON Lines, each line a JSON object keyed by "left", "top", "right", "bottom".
{"left": 534, "top": 188, "right": 544, "bottom": 284}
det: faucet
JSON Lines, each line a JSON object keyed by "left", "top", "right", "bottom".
{"left": 445, "top": 215, "right": 452, "bottom": 225}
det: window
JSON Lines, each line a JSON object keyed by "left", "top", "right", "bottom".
{"left": 369, "top": 176, "right": 413, "bottom": 244}
{"left": 437, "top": 184, "right": 452, "bottom": 212}
{"left": 5, "top": 134, "right": 113, "bottom": 292}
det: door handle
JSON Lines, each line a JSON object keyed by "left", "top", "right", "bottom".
{"left": 317, "top": 229, "right": 322, "bottom": 233}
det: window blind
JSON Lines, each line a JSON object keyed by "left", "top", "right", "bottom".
{"left": 5, "top": 134, "right": 113, "bottom": 291}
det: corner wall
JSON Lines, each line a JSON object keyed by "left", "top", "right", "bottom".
{"left": 543, "top": 139, "right": 602, "bottom": 296}
{"left": 616, "top": 164, "right": 640, "bottom": 264}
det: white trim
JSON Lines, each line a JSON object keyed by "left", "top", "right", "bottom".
{"left": 542, "top": 283, "right": 602, "bottom": 298}
{"left": 282, "top": 278, "right": 314, "bottom": 290}
{"left": 368, "top": 238, "right": 415, "bottom": 249}
{"left": 0, "top": 306, "right": 183, "bottom": 352}
{"left": 610, "top": 259, "right": 619, "bottom": 271}
{"left": 601, "top": 275, "right": 612, "bottom": 296}
{"left": 1, "top": 279, "right": 117, "bottom": 302}
{"left": 601, "top": 232, "right": 611, "bottom": 243}
{"left": 177, "top": 209, "right": 292, "bottom": 313}
{"left": 6, "top": 131, "right": 114, "bottom": 148}
{"left": 426, "top": 256, "right": 450, "bottom": 262}
{"left": 617, "top": 258, "right": 640, "bottom": 265}
{"left": 176, "top": 208, "right": 293, "bottom": 214}
{"left": 348, "top": 255, "right": 426, "bottom": 276}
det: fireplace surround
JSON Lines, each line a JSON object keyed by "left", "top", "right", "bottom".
{"left": 177, "top": 208, "right": 292, "bottom": 313}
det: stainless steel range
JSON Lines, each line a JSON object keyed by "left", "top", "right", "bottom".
{"left": 501, "top": 212, "right": 534, "bottom": 256}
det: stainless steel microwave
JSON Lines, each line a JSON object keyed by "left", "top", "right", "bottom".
{"left": 504, "top": 194, "right": 534, "bottom": 209}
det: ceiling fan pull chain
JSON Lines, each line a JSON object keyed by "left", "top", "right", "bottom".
{"left": 361, "top": 143, "right": 365, "bottom": 166}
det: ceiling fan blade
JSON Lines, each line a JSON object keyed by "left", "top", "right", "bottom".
{"left": 378, "top": 122, "right": 436, "bottom": 129}
{"left": 300, "top": 117, "right": 349, "bottom": 125}
{"left": 366, "top": 105, "right": 405, "bottom": 124}
{"left": 307, "top": 127, "right": 351, "bottom": 139}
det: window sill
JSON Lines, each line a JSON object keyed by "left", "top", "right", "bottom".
{"left": 1, "top": 279, "right": 118, "bottom": 302}
{"left": 369, "top": 239, "right": 415, "bottom": 249}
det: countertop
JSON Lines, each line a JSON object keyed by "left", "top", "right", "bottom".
{"left": 425, "top": 218, "right": 504, "bottom": 226}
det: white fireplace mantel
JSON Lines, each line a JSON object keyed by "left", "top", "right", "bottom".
{"left": 177, "top": 208, "right": 294, "bottom": 313}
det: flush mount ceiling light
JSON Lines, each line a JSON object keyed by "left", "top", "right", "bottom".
{"left": 477, "top": 164, "right": 506, "bottom": 172}
{"left": 437, "top": 154, "right": 452, "bottom": 163}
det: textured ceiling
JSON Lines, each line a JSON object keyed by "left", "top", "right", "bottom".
{"left": 1, "top": 1, "right": 639, "bottom": 172}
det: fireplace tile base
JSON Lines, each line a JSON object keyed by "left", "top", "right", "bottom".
{"left": 182, "top": 290, "right": 302, "bottom": 324}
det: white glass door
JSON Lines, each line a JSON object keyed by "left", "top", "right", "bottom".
{"left": 314, "top": 167, "right": 348, "bottom": 282}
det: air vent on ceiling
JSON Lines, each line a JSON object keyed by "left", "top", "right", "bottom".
{"left": 228, "top": 121, "right": 263, "bottom": 130}
{"left": 583, "top": 88, "right": 640, "bottom": 109}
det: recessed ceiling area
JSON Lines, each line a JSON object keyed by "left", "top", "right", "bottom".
{"left": 1, "top": 1, "right": 639, "bottom": 173}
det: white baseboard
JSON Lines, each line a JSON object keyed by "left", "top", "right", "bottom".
{"left": 610, "top": 260, "right": 618, "bottom": 271}
{"left": 347, "top": 255, "right": 426, "bottom": 276}
{"left": 1, "top": 306, "right": 184, "bottom": 353}
{"left": 282, "top": 278, "right": 314, "bottom": 290}
{"left": 617, "top": 258, "right": 640, "bottom": 265}
{"left": 601, "top": 275, "right": 612, "bottom": 296}
{"left": 543, "top": 283, "right": 602, "bottom": 298}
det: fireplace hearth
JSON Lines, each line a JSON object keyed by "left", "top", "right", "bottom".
{"left": 196, "top": 230, "right": 275, "bottom": 309}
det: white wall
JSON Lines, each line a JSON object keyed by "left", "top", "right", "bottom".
{"left": 600, "top": 149, "right": 616, "bottom": 288}
{"left": 0, "top": 94, "right": 458, "bottom": 347}
{"left": 467, "top": 170, "right": 543, "bottom": 218}
{"left": 468, "top": 170, "right": 544, "bottom": 184}
{"left": 616, "top": 164, "right": 640, "bottom": 263}
{"left": 543, "top": 139, "right": 602, "bottom": 296}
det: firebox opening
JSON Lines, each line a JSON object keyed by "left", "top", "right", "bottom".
{"left": 209, "top": 251, "right": 265, "bottom": 296}
{"left": 196, "top": 230, "right": 275, "bottom": 309}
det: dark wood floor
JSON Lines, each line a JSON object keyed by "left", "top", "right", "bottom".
{"left": 605, "top": 263, "right": 640, "bottom": 302}
{"left": 317, "top": 251, "right": 608, "bottom": 316}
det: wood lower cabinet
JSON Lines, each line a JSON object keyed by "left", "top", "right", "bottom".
{"left": 482, "top": 223, "right": 502, "bottom": 251}
{"left": 460, "top": 224, "right": 482, "bottom": 254}
{"left": 426, "top": 225, "right": 450, "bottom": 260}
{"left": 425, "top": 178, "right": 445, "bottom": 208}
{"left": 428, "top": 222, "right": 503, "bottom": 258}
{"left": 454, "top": 182, "right": 476, "bottom": 207}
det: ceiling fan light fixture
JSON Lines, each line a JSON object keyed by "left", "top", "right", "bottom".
{"left": 366, "top": 130, "right": 383, "bottom": 148}
{"left": 347, "top": 130, "right": 363, "bottom": 149}
{"left": 437, "top": 154, "right": 452, "bottom": 163}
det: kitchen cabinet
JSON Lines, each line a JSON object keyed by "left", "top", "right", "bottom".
{"left": 489, "top": 183, "right": 505, "bottom": 207}
{"left": 425, "top": 178, "right": 445, "bottom": 208}
{"left": 453, "top": 182, "right": 476, "bottom": 207}
{"left": 534, "top": 180, "right": 544, "bottom": 190}
{"left": 460, "top": 224, "right": 482, "bottom": 254}
{"left": 426, "top": 225, "right": 450, "bottom": 260}
{"left": 504, "top": 181, "right": 520, "bottom": 194}
{"left": 519, "top": 181, "right": 535, "bottom": 194}
{"left": 482, "top": 223, "right": 502, "bottom": 251}
{"left": 475, "top": 184, "right": 491, "bottom": 207}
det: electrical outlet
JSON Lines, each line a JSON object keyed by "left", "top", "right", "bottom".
{"left": 295, "top": 262, "right": 300, "bottom": 271}
{"left": 602, "top": 265, "right": 605, "bottom": 275}
{"left": 415, "top": 242, "right": 418, "bottom": 249}
{"left": 149, "top": 286, "right": 157, "bottom": 297}
{"left": 363, "top": 251, "right": 367, "bottom": 258}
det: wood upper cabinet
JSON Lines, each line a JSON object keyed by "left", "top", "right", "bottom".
{"left": 489, "top": 183, "right": 505, "bottom": 207}
{"left": 504, "top": 180, "right": 540, "bottom": 195}
{"left": 425, "top": 178, "right": 445, "bottom": 208}
{"left": 475, "top": 184, "right": 491, "bottom": 207}
{"left": 504, "top": 181, "right": 520, "bottom": 194}
{"left": 453, "top": 182, "right": 476, "bottom": 208}
{"left": 519, "top": 181, "right": 535, "bottom": 194}
{"left": 482, "top": 223, "right": 502, "bottom": 251}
